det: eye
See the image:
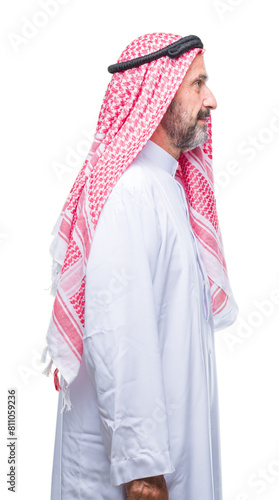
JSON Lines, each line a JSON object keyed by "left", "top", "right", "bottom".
{"left": 195, "top": 79, "right": 202, "bottom": 87}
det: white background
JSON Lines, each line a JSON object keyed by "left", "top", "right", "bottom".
{"left": 1, "top": 0, "right": 279, "bottom": 499}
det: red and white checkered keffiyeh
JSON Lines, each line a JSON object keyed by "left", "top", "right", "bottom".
{"left": 42, "top": 33, "right": 238, "bottom": 404}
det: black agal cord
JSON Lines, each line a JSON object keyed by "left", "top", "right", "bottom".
{"left": 108, "top": 35, "right": 203, "bottom": 74}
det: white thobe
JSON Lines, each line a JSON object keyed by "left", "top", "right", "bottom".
{"left": 51, "top": 140, "right": 224, "bottom": 499}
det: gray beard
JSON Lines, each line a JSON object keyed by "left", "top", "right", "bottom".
{"left": 161, "top": 99, "right": 209, "bottom": 151}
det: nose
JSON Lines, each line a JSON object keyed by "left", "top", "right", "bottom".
{"left": 203, "top": 86, "right": 217, "bottom": 110}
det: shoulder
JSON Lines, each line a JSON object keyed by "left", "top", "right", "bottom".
{"left": 91, "top": 158, "right": 162, "bottom": 269}
{"left": 95, "top": 156, "right": 162, "bottom": 241}
{"left": 106, "top": 155, "right": 159, "bottom": 212}
{"left": 113, "top": 157, "right": 150, "bottom": 196}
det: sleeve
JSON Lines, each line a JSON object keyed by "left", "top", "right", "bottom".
{"left": 83, "top": 183, "right": 175, "bottom": 486}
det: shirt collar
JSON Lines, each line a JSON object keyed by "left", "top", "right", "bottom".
{"left": 138, "top": 140, "right": 178, "bottom": 177}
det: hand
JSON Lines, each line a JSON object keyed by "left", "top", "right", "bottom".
{"left": 126, "top": 475, "right": 168, "bottom": 499}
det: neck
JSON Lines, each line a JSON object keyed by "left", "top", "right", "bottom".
{"left": 150, "top": 125, "right": 181, "bottom": 160}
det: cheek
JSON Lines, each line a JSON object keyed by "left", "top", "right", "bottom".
{"left": 185, "top": 94, "right": 201, "bottom": 117}
{"left": 176, "top": 92, "right": 202, "bottom": 122}
{"left": 190, "top": 105, "right": 200, "bottom": 121}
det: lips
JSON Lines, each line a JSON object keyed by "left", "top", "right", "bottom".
{"left": 197, "top": 117, "right": 208, "bottom": 126}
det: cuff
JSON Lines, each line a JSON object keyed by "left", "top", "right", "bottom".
{"left": 110, "top": 449, "right": 175, "bottom": 486}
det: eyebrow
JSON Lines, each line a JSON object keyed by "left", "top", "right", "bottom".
{"left": 192, "top": 73, "right": 208, "bottom": 83}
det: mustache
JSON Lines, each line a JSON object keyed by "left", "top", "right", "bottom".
{"left": 197, "top": 109, "right": 210, "bottom": 120}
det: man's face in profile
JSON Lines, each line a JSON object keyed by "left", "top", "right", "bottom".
{"left": 161, "top": 54, "right": 217, "bottom": 152}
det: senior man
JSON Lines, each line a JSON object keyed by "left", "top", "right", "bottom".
{"left": 43, "top": 33, "right": 238, "bottom": 500}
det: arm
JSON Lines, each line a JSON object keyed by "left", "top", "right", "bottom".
{"left": 83, "top": 183, "right": 174, "bottom": 487}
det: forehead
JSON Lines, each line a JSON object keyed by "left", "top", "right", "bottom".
{"left": 184, "top": 53, "right": 206, "bottom": 81}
